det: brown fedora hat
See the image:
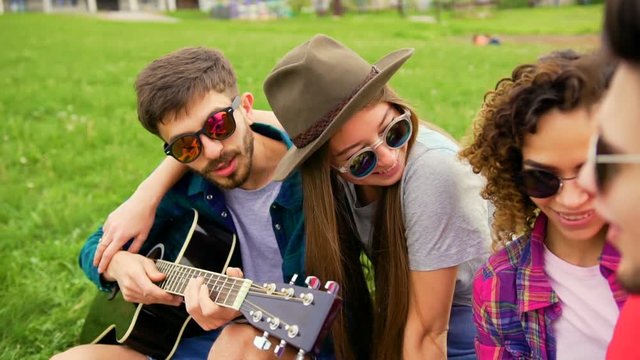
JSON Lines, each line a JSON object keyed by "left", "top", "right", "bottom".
{"left": 264, "top": 34, "right": 414, "bottom": 181}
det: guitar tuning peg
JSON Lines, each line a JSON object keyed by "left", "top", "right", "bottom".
{"left": 289, "top": 273, "right": 299, "bottom": 285}
{"left": 305, "top": 275, "right": 320, "bottom": 289}
{"left": 324, "top": 280, "right": 340, "bottom": 295}
{"left": 253, "top": 331, "right": 272, "bottom": 351}
{"left": 274, "top": 340, "right": 287, "bottom": 357}
{"left": 295, "top": 349, "right": 306, "bottom": 360}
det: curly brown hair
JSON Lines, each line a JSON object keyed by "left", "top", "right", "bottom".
{"left": 460, "top": 51, "right": 612, "bottom": 250}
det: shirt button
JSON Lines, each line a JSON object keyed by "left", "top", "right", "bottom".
{"left": 206, "top": 194, "right": 213, "bottom": 200}
{"left": 221, "top": 211, "right": 228, "bottom": 218}
{"left": 274, "top": 224, "right": 281, "bottom": 230}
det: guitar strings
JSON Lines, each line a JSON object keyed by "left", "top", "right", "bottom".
{"left": 157, "top": 259, "right": 267, "bottom": 292}
{"left": 158, "top": 261, "right": 272, "bottom": 294}
{"left": 156, "top": 262, "right": 302, "bottom": 331}
{"left": 158, "top": 260, "right": 299, "bottom": 298}
{"left": 156, "top": 261, "right": 307, "bottom": 304}
{"left": 154, "top": 262, "right": 321, "bottom": 339}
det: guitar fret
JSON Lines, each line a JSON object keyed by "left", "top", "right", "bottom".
{"left": 183, "top": 267, "right": 196, "bottom": 294}
{"left": 209, "top": 273, "right": 221, "bottom": 299}
{"left": 156, "top": 261, "right": 167, "bottom": 289}
{"left": 194, "top": 268, "right": 206, "bottom": 280}
{"left": 204, "top": 272, "right": 213, "bottom": 294}
{"left": 168, "top": 263, "right": 181, "bottom": 294}
{"left": 178, "top": 266, "right": 188, "bottom": 294}
{"left": 174, "top": 264, "right": 188, "bottom": 294}
{"left": 157, "top": 261, "right": 172, "bottom": 291}
{"left": 155, "top": 260, "right": 252, "bottom": 310}
{"left": 222, "top": 278, "right": 237, "bottom": 306}
{"left": 171, "top": 265, "right": 183, "bottom": 294}
{"left": 215, "top": 276, "right": 228, "bottom": 303}
{"left": 222, "top": 277, "right": 232, "bottom": 305}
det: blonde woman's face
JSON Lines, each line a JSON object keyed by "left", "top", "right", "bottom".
{"left": 328, "top": 102, "right": 410, "bottom": 187}
{"left": 521, "top": 107, "right": 607, "bottom": 243}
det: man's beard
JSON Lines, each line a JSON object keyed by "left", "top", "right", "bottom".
{"left": 200, "top": 128, "right": 254, "bottom": 189}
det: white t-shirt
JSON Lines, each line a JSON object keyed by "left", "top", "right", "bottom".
{"left": 224, "top": 181, "right": 284, "bottom": 284}
{"left": 342, "top": 125, "right": 491, "bottom": 306}
{"left": 544, "top": 245, "right": 619, "bottom": 360}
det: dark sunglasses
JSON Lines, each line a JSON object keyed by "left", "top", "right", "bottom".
{"left": 163, "top": 97, "right": 240, "bottom": 163}
{"left": 333, "top": 108, "right": 412, "bottom": 179}
{"left": 590, "top": 134, "right": 640, "bottom": 192}
{"left": 519, "top": 168, "right": 577, "bottom": 198}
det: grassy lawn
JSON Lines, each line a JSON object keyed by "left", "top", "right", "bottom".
{"left": 0, "top": 5, "right": 602, "bottom": 359}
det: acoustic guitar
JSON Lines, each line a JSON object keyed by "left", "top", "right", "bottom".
{"left": 79, "top": 209, "right": 340, "bottom": 359}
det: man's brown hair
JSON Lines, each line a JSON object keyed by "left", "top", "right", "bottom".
{"left": 135, "top": 47, "right": 238, "bottom": 136}
{"left": 605, "top": 0, "right": 640, "bottom": 64}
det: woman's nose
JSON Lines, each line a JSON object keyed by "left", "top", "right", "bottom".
{"left": 577, "top": 160, "right": 598, "bottom": 196}
{"left": 374, "top": 142, "right": 397, "bottom": 168}
{"left": 556, "top": 178, "right": 590, "bottom": 208}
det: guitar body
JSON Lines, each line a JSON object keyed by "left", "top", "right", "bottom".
{"left": 79, "top": 209, "right": 241, "bottom": 360}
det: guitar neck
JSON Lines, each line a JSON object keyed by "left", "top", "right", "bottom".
{"left": 156, "top": 260, "right": 253, "bottom": 310}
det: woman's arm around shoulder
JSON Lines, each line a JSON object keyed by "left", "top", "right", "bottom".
{"left": 94, "top": 157, "right": 188, "bottom": 273}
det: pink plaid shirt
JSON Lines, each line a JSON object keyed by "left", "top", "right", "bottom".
{"left": 473, "top": 214, "right": 627, "bottom": 360}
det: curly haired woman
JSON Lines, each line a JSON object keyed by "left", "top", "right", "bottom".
{"left": 460, "top": 51, "right": 627, "bottom": 360}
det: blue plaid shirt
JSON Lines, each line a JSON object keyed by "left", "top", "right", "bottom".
{"left": 79, "top": 123, "right": 305, "bottom": 291}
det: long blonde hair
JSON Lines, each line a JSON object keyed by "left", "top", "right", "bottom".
{"left": 301, "top": 85, "right": 420, "bottom": 359}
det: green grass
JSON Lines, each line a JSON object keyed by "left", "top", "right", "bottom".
{"left": 0, "top": 5, "right": 602, "bottom": 359}
{"left": 438, "top": 5, "right": 604, "bottom": 35}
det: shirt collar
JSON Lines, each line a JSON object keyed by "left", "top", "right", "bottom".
{"left": 274, "top": 170, "right": 302, "bottom": 210}
{"left": 600, "top": 239, "right": 621, "bottom": 273}
{"left": 517, "top": 213, "right": 625, "bottom": 313}
{"left": 517, "top": 213, "right": 559, "bottom": 313}
{"left": 600, "top": 239, "right": 627, "bottom": 308}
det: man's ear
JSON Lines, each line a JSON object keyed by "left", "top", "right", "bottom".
{"left": 240, "top": 92, "right": 255, "bottom": 123}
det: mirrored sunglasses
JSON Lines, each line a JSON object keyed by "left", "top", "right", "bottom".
{"left": 334, "top": 108, "right": 412, "bottom": 179}
{"left": 163, "top": 96, "right": 240, "bottom": 163}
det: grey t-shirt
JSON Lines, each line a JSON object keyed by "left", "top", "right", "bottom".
{"left": 224, "top": 181, "right": 284, "bottom": 284}
{"left": 342, "top": 125, "right": 491, "bottom": 306}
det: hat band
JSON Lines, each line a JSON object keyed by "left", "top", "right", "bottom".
{"left": 292, "top": 66, "right": 380, "bottom": 148}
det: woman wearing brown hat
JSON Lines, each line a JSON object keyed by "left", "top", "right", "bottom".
{"left": 259, "top": 35, "right": 490, "bottom": 359}
{"left": 96, "top": 35, "right": 491, "bottom": 359}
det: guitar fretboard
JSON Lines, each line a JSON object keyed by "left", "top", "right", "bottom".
{"left": 155, "top": 260, "right": 252, "bottom": 310}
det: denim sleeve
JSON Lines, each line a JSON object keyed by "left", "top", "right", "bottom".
{"left": 78, "top": 226, "right": 115, "bottom": 292}
{"left": 76, "top": 188, "right": 188, "bottom": 292}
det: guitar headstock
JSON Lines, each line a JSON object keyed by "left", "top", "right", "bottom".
{"left": 238, "top": 275, "right": 341, "bottom": 357}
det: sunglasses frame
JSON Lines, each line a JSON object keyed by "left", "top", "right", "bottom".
{"left": 589, "top": 134, "right": 640, "bottom": 191}
{"left": 333, "top": 107, "right": 412, "bottom": 179}
{"left": 163, "top": 96, "right": 241, "bottom": 163}
{"left": 519, "top": 168, "right": 578, "bottom": 199}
